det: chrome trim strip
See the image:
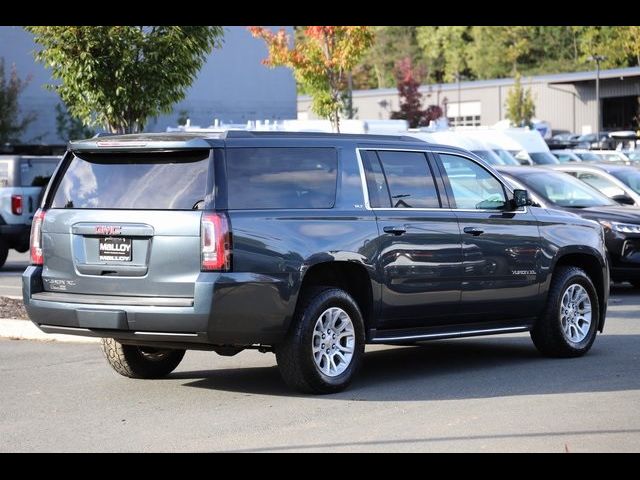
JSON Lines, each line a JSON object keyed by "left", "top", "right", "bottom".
{"left": 32, "top": 292, "right": 194, "bottom": 307}
{"left": 39, "top": 325, "right": 199, "bottom": 338}
{"left": 133, "top": 331, "right": 198, "bottom": 337}
{"left": 371, "top": 326, "right": 529, "bottom": 342}
{"left": 39, "top": 325, "right": 88, "bottom": 333}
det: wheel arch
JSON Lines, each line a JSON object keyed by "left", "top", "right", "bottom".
{"left": 290, "top": 260, "right": 377, "bottom": 338}
{"left": 550, "top": 248, "right": 608, "bottom": 331}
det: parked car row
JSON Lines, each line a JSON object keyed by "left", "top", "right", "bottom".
{"left": 403, "top": 127, "right": 640, "bottom": 288}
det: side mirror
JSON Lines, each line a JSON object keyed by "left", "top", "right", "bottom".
{"left": 611, "top": 194, "right": 636, "bottom": 206}
{"left": 512, "top": 189, "right": 530, "bottom": 208}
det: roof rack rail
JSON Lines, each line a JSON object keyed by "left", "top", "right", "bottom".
{"left": 221, "top": 130, "right": 423, "bottom": 142}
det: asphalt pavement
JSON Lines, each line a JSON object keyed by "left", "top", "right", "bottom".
{"left": 1, "top": 284, "right": 639, "bottom": 452}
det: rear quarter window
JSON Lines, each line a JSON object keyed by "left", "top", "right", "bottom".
{"left": 226, "top": 148, "right": 338, "bottom": 209}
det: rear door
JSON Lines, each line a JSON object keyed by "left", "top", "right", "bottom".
{"left": 41, "top": 149, "right": 211, "bottom": 298}
{"left": 434, "top": 152, "right": 542, "bottom": 322}
{"left": 361, "top": 149, "right": 463, "bottom": 329}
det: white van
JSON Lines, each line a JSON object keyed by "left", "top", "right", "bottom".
{"left": 461, "top": 128, "right": 558, "bottom": 166}
{"left": 407, "top": 130, "right": 508, "bottom": 166}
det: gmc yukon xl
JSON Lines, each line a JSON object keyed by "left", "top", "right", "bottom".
{"left": 23, "top": 131, "right": 609, "bottom": 393}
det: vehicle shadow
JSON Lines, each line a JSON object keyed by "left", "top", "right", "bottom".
{"left": 175, "top": 333, "right": 640, "bottom": 400}
{"left": 0, "top": 261, "right": 29, "bottom": 274}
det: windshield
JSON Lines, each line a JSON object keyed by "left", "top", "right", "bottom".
{"left": 553, "top": 152, "right": 580, "bottom": 163}
{"left": 575, "top": 152, "right": 601, "bottom": 162}
{"left": 471, "top": 150, "right": 502, "bottom": 165}
{"left": 625, "top": 151, "right": 640, "bottom": 162}
{"left": 516, "top": 171, "right": 616, "bottom": 208}
{"left": 610, "top": 169, "right": 640, "bottom": 195}
{"left": 529, "top": 152, "right": 560, "bottom": 165}
{"left": 595, "top": 152, "right": 627, "bottom": 163}
{"left": 493, "top": 149, "right": 520, "bottom": 166}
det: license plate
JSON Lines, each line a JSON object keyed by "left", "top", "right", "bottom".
{"left": 99, "top": 237, "right": 132, "bottom": 262}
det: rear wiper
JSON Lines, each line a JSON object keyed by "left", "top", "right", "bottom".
{"left": 192, "top": 200, "right": 204, "bottom": 210}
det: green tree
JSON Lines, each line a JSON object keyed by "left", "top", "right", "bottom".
{"left": 55, "top": 103, "right": 95, "bottom": 142}
{"left": 417, "top": 26, "right": 471, "bottom": 82}
{"left": 359, "top": 26, "right": 421, "bottom": 89}
{"left": 0, "top": 58, "right": 36, "bottom": 144}
{"left": 26, "top": 26, "right": 224, "bottom": 134}
{"left": 505, "top": 73, "right": 536, "bottom": 127}
{"left": 251, "top": 26, "right": 374, "bottom": 132}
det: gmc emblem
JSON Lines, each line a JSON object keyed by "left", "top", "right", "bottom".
{"left": 95, "top": 225, "right": 122, "bottom": 235}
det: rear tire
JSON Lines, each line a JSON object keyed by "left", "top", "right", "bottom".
{"left": 100, "top": 338, "right": 185, "bottom": 379}
{"left": 531, "top": 266, "right": 599, "bottom": 357}
{"left": 275, "top": 287, "right": 365, "bottom": 394}
{"left": 0, "top": 239, "right": 8, "bottom": 268}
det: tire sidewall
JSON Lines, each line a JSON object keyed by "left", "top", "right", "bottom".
{"left": 552, "top": 271, "right": 599, "bottom": 353}
{"left": 297, "top": 290, "right": 365, "bottom": 392}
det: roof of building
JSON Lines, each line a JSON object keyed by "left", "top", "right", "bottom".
{"left": 299, "top": 66, "right": 640, "bottom": 101}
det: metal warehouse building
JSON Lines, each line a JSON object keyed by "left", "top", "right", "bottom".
{"left": 298, "top": 67, "right": 640, "bottom": 135}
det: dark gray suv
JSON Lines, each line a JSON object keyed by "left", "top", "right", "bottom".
{"left": 23, "top": 131, "right": 609, "bottom": 393}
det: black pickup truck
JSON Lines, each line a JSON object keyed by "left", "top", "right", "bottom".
{"left": 23, "top": 131, "right": 609, "bottom": 393}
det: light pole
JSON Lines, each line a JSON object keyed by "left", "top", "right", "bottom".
{"left": 588, "top": 55, "right": 606, "bottom": 146}
{"left": 456, "top": 72, "right": 461, "bottom": 126}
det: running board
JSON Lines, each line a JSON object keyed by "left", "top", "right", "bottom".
{"left": 371, "top": 325, "right": 531, "bottom": 343}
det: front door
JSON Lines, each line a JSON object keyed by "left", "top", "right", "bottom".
{"left": 361, "top": 149, "right": 463, "bottom": 330}
{"left": 435, "top": 152, "right": 542, "bottom": 322}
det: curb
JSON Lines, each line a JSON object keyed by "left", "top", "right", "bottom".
{"left": 0, "top": 318, "right": 100, "bottom": 343}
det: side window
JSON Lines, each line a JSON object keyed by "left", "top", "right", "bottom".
{"left": 439, "top": 153, "right": 507, "bottom": 210}
{"left": 361, "top": 151, "right": 391, "bottom": 208}
{"left": 373, "top": 150, "right": 440, "bottom": 208}
{"left": 226, "top": 148, "right": 337, "bottom": 209}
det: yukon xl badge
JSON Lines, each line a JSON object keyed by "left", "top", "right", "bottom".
{"left": 44, "top": 279, "right": 77, "bottom": 291}
{"left": 512, "top": 269, "right": 536, "bottom": 275}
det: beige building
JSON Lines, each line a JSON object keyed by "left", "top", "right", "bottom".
{"left": 298, "top": 67, "right": 640, "bottom": 135}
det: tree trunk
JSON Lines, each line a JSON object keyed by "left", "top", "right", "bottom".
{"left": 331, "top": 109, "right": 340, "bottom": 133}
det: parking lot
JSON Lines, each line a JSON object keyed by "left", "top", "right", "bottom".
{"left": 1, "top": 279, "right": 638, "bottom": 452}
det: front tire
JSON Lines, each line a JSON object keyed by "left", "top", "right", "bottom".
{"left": 276, "top": 287, "right": 365, "bottom": 394}
{"left": 100, "top": 338, "right": 185, "bottom": 379}
{"left": 531, "top": 266, "right": 599, "bottom": 357}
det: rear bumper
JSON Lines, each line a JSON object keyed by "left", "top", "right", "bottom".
{"left": 22, "top": 266, "right": 293, "bottom": 346}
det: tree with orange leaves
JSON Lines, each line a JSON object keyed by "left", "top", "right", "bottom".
{"left": 250, "top": 26, "right": 374, "bottom": 132}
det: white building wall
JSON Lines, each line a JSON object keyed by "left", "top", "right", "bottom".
{"left": 0, "top": 26, "right": 297, "bottom": 143}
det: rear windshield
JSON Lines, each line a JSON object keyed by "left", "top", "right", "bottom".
{"left": 226, "top": 148, "right": 338, "bottom": 209}
{"left": 50, "top": 151, "right": 209, "bottom": 210}
{"left": 20, "top": 158, "right": 60, "bottom": 187}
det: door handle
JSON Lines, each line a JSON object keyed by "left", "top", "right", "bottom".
{"left": 463, "top": 227, "right": 484, "bottom": 236}
{"left": 383, "top": 225, "right": 407, "bottom": 236}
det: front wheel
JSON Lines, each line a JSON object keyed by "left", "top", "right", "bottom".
{"left": 531, "top": 266, "right": 599, "bottom": 357}
{"left": 100, "top": 338, "right": 185, "bottom": 379}
{"left": 275, "top": 288, "right": 365, "bottom": 394}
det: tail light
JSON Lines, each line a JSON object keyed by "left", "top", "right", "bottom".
{"left": 30, "top": 209, "right": 45, "bottom": 265}
{"left": 11, "top": 195, "right": 23, "bottom": 215}
{"left": 201, "top": 212, "right": 231, "bottom": 271}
